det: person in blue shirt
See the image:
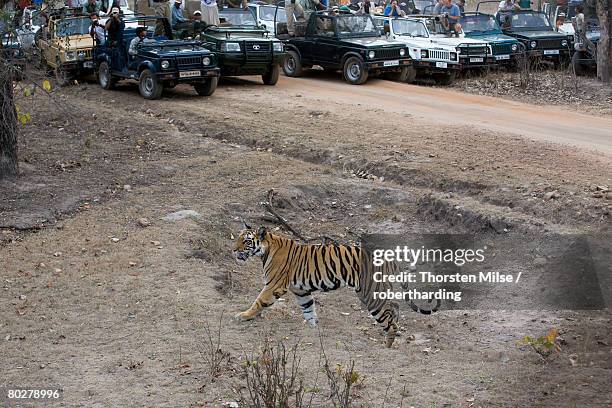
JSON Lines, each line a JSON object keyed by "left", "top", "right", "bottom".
{"left": 384, "top": 0, "right": 406, "bottom": 17}
{"left": 171, "top": 0, "right": 190, "bottom": 29}
{"left": 437, "top": 0, "right": 461, "bottom": 33}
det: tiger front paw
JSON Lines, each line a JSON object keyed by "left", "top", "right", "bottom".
{"left": 234, "top": 311, "right": 255, "bottom": 321}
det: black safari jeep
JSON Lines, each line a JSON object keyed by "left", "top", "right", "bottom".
{"left": 198, "top": 8, "right": 286, "bottom": 85}
{"left": 94, "top": 17, "right": 220, "bottom": 99}
{"left": 279, "top": 12, "right": 411, "bottom": 85}
{"left": 495, "top": 9, "right": 572, "bottom": 64}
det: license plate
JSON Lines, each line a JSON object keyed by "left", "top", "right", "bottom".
{"left": 436, "top": 61, "right": 447, "bottom": 68}
{"left": 383, "top": 60, "right": 399, "bottom": 67}
{"left": 469, "top": 57, "right": 484, "bottom": 63}
{"left": 495, "top": 54, "right": 510, "bottom": 60}
{"left": 83, "top": 61, "right": 94, "bottom": 68}
{"left": 179, "top": 70, "right": 201, "bottom": 78}
{"left": 543, "top": 49, "right": 559, "bottom": 55}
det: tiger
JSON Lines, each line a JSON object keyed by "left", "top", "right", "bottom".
{"left": 232, "top": 223, "right": 401, "bottom": 348}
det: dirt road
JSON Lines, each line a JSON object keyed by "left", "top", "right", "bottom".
{"left": 276, "top": 73, "right": 612, "bottom": 154}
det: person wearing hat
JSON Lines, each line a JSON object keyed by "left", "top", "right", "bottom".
{"left": 191, "top": 9, "right": 202, "bottom": 20}
{"left": 171, "top": 0, "right": 189, "bottom": 29}
{"left": 104, "top": 6, "right": 124, "bottom": 46}
{"left": 200, "top": 0, "right": 220, "bottom": 26}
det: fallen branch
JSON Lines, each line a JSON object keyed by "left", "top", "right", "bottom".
{"left": 261, "top": 189, "right": 339, "bottom": 245}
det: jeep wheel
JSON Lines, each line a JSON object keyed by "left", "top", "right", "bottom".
{"left": 435, "top": 71, "right": 456, "bottom": 86}
{"left": 98, "top": 61, "right": 116, "bottom": 90}
{"left": 262, "top": 64, "right": 280, "bottom": 85}
{"left": 54, "top": 60, "right": 70, "bottom": 87}
{"left": 282, "top": 50, "right": 302, "bottom": 77}
{"left": 387, "top": 66, "right": 416, "bottom": 83}
{"left": 194, "top": 77, "right": 218, "bottom": 97}
{"left": 343, "top": 56, "right": 368, "bottom": 85}
{"left": 139, "top": 69, "right": 163, "bottom": 100}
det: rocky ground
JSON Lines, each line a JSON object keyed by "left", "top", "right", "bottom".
{"left": 0, "top": 73, "right": 611, "bottom": 407}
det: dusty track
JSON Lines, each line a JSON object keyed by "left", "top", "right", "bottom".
{"left": 275, "top": 73, "right": 612, "bottom": 154}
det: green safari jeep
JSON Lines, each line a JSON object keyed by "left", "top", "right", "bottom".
{"left": 198, "top": 8, "right": 286, "bottom": 85}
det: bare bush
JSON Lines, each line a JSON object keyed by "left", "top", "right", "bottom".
{"left": 242, "top": 339, "right": 306, "bottom": 408}
{"left": 197, "top": 312, "right": 230, "bottom": 378}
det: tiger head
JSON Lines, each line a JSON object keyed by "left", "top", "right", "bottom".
{"left": 233, "top": 223, "right": 268, "bottom": 263}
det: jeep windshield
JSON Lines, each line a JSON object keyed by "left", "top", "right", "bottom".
{"left": 391, "top": 19, "right": 429, "bottom": 38}
{"left": 506, "top": 12, "right": 552, "bottom": 31}
{"left": 220, "top": 11, "right": 258, "bottom": 27}
{"left": 423, "top": 17, "right": 453, "bottom": 35}
{"left": 460, "top": 14, "right": 502, "bottom": 34}
{"left": 258, "top": 5, "right": 286, "bottom": 23}
{"left": 55, "top": 18, "right": 91, "bottom": 37}
{"left": 336, "top": 15, "right": 379, "bottom": 38}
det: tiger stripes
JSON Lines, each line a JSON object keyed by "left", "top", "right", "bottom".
{"left": 233, "top": 225, "right": 400, "bottom": 348}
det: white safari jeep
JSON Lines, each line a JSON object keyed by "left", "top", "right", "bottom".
{"left": 373, "top": 15, "right": 459, "bottom": 84}
{"left": 409, "top": 14, "right": 491, "bottom": 68}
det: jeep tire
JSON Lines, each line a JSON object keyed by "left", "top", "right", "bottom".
{"left": 139, "top": 69, "right": 163, "bottom": 100}
{"left": 194, "top": 77, "right": 218, "bottom": 96}
{"left": 282, "top": 50, "right": 302, "bottom": 77}
{"left": 435, "top": 71, "right": 456, "bottom": 86}
{"left": 387, "top": 66, "right": 416, "bottom": 83}
{"left": 98, "top": 61, "right": 116, "bottom": 90}
{"left": 262, "top": 64, "right": 280, "bottom": 85}
{"left": 342, "top": 56, "right": 368, "bottom": 85}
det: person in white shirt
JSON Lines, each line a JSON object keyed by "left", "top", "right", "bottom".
{"left": 89, "top": 12, "right": 106, "bottom": 45}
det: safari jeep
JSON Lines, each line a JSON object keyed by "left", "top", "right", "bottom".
{"left": 94, "top": 17, "right": 220, "bottom": 99}
{"left": 407, "top": 15, "right": 491, "bottom": 68}
{"left": 198, "top": 8, "right": 286, "bottom": 85}
{"left": 494, "top": 9, "right": 572, "bottom": 65}
{"left": 279, "top": 11, "right": 412, "bottom": 85}
{"left": 373, "top": 15, "right": 460, "bottom": 85}
{"left": 460, "top": 12, "right": 524, "bottom": 67}
{"left": 37, "top": 10, "right": 95, "bottom": 85}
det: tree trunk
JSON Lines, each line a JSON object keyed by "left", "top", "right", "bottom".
{"left": 0, "top": 62, "right": 18, "bottom": 179}
{"left": 596, "top": 0, "right": 611, "bottom": 82}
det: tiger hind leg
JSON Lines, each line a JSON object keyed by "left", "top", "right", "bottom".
{"left": 364, "top": 298, "right": 400, "bottom": 348}
{"left": 294, "top": 292, "right": 318, "bottom": 328}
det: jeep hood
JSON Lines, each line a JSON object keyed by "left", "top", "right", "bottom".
{"left": 394, "top": 37, "right": 456, "bottom": 51}
{"left": 341, "top": 37, "right": 404, "bottom": 48}
{"left": 430, "top": 37, "right": 487, "bottom": 47}
{"left": 465, "top": 33, "right": 518, "bottom": 44}
{"left": 143, "top": 47, "right": 212, "bottom": 57}
{"left": 508, "top": 30, "right": 566, "bottom": 40}
{"left": 206, "top": 27, "right": 268, "bottom": 39}
{"left": 57, "top": 35, "right": 95, "bottom": 50}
